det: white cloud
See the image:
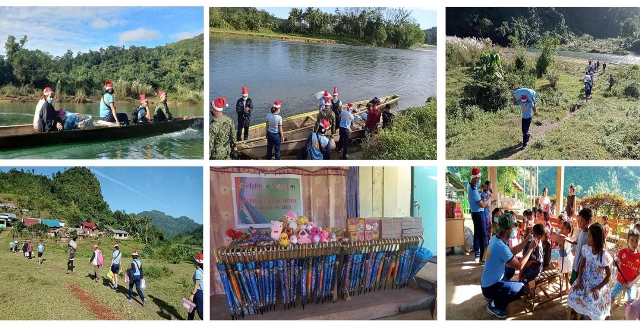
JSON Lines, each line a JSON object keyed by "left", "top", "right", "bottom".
{"left": 118, "top": 28, "right": 160, "bottom": 44}
{"left": 172, "top": 30, "right": 201, "bottom": 40}
{"left": 91, "top": 18, "right": 110, "bottom": 29}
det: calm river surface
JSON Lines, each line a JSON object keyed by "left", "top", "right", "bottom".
{"left": 0, "top": 101, "right": 203, "bottom": 159}
{"left": 210, "top": 36, "right": 436, "bottom": 124}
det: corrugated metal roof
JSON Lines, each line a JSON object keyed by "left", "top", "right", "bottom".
{"left": 112, "top": 230, "right": 129, "bottom": 234}
{"left": 40, "top": 219, "right": 61, "bottom": 228}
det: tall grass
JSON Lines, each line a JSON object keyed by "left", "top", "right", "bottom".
{"left": 446, "top": 36, "right": 493, "bottom": 68}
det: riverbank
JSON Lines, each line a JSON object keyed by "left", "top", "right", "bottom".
{"left": 446, "top": 39, "right": 640, "bottom": 160}
{"left": 210, "top": 28, "right": 434, "bottom": 49}
{"left": 0, "top": 94, "right": 201, "bottom": 106}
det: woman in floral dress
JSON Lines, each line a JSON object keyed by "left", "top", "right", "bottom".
{"left": 567, "top": 223, "right": 613, "bottom": 320}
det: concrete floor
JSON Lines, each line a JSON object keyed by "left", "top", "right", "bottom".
{"left": 446, "top": 253, "right": 628, "bottom": 320}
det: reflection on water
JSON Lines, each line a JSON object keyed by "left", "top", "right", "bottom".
{"left": 211, "top": 36, "right": 436, "bottom": 124}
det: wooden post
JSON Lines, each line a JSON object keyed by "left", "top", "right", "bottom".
{"left": 556, "top": 166, "right": 564, "bottom": 217}
{"left": 529, "top": 166, "right": 533, "bottom": 209}
{"left": 488, "top": 167, "right": 498, "bottom": 210}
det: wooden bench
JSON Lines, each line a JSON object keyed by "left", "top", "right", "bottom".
{"left": 524, "top": 266, "right": 565, "bottom": 312}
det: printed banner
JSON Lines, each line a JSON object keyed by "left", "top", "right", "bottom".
{"left": 231, "top": 173, "right": 303, "bottom": 229}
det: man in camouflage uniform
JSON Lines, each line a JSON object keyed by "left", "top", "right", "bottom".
{"left": 314, "top": 96, "right": 335, "bottom": 138}
{"left": 154, "top": 90, "right": 173, "bottom": 122}
{"left": 210, "top": 97, "right": 236, "bottom": 160}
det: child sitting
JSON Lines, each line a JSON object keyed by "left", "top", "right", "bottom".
{"left": 568, "top": 223, "right": 613, "bottom": 320}
{"left": 612, "top": 229, "right": 640, "bottom": 305}
{"left": 520, "top": 224, "right": 546, "bottom": 299}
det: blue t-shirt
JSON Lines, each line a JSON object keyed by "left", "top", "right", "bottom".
{"left": 63, "top": 113, "right": 79, "bottom": 130}
{"left": 514, "top": 88, "right": 537, "bottom": 119}
{"left": 100, "top": 93, "right": 115, "bottom": 117}
{"left": 339, "top": 110, "right": 354, "bottom": 129}
{"left": 113, "top": 250, "right": 121, "bottom": 265}
{"left": 468, "top": 182, "right": 483, "bottom": 212}
{"left": 572, "top": 229, "right": 589, "bottom": 271}
{"left": 266, "top": 113, "right": 282, "bottom": 134}
{"left": 194, "top": 267, "right": 204, "bottom": 291}
{"left": 37, "top": 244, "right": 44, "bottom": 253}
{"left": 361, "top": 112, "right": 368, "bottom": 121}
{"left": 481, "top": 235, "right": 514, "bottom": 287}
{"left": 310, "top": 133, "right": 329, "bottom": 160}
{"left": 132, "top": 259, "right": 142, "bottom": 276}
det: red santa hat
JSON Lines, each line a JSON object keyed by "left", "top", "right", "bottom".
{"left": 104, "top": 80, "right": 113, "bottom": 90}
{"left": 43, "top": 87, "right": 54, "bottom": 95}
{"left": 132, "top": 249, "right": 138, "bottom": 256}
{"left": 211, "top": 97, "right": 228, "bottom": 111}
{"left": 347, "top": 102, "right": 354, "bottom": 110}
{"left": 471, "top": 168, "right": 482, "bottom": 179}
{"left": 158, "top": 90, "right": 166, "bottom": 98}
{"left": 520, "top": 94, "right": 528, "bottom": 101}
{"left": 320, "top": 119, "right": 331, "bottom": 131}
{"left": 323, "top": 96, "right": 332, "bottom": 106}
{"left": 273, "top": 100, "right": 282, "bottom": 109}
{"left": 324, "top": 90, "right": 329, "bottom": 97}
{"left": 241, "top": 86, "right": 248, "bottom": 96}
{"left": 195, "top": 253, "right": 204, "bottom": 264}
{"left": 333, "top": 87, "right": 338, "bottom": 96}
{"left": 140, "top": 94, "right": 147, "bottom": 103}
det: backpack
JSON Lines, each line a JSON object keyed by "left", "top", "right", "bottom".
{"left": 131, "top": 108, "right": 140, "bottom": 124}
{"left": 97, "top": 250, "right": 104, "bottom": 266}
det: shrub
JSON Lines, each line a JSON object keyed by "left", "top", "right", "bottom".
{"left": 515, "top": 52, "right": 527, "bottom": 71}
{"left": 624, "top": 83, "right": 640, "bottom": 99}
{"left": 545, "top": 70, "right": 560, "bottom": 90}
{"left": 535, "top": 34, "right": 560, "bottom": 78}
{"left": 144, "top": 265, "right": 174, "bottom": 279}
{"left": 461, "top": 77, "right": 511, "bottom": 112}
{"left": 504, "top": 71, "right": 536, "bottom": 91}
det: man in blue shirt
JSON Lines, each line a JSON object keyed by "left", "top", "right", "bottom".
{"left": 99, "top": 80, "right": 127, "bottom": 126}
{"left": 513, "top": 88, "right": 538, "bottom": 150}
{"left": 336, "top": 103, "right": 355, "bottom": 159}
{"left": 468, "top": 168, "right": 488, "bottom": 263}
{"left": 482, "top": 213, "right": 538, "bottom": 319}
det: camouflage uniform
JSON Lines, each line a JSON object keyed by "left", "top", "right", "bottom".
{"left": 314, "top": 108, "right": 335, "bottom": 137}
{"left": 210, "top": 114, "right": 236, "bottom": 160}
{"left": 154, "top": 101, "right": 173, "bottom": 122}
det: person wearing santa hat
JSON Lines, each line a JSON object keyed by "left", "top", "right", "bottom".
{"left": 210, "top": 97, "right": 237, "bottom": 160}
{"left": 235, "top": 86, "right": 253, "bottom": 141}
{"left": 364, "top": 98, "right": 382, "bottom": 134}
{"left": 298, "top": 118, "right": 332, "bottom": 160}
{"left": 318, "top": 90, "right": 330, "bottom": 111}
{"left": 336, "top": 102, "right": 355, "bottom": 159}
{"left": 134, "top": 94, "right": 151, "bottom": 124}
{"left": 512, "top": 88, "right": 538, "bottom": 150}
{"left": 314, "top": 96, "right": 335, "bottom": 138}
{"left": 127, "top": 249, "right": 147, "bottom": 306}
{"left": 188, "top": 253, "right": 204, "bottom": 320}
{"left": 265, "top": 100, "right": 284, "bottom": 160}
{"left": 468, "top": 168, "right": 489, "bottom": 263}
{"left": 99, "top": 80, "right": 128, "bottom": 127}
{"left": 330, "top": 87, "right": 343, "bottom": 128}
{"left": 35, "top": 87, "right": 63, "bottom": 132}
{"left": 153, "top": 90, "right": 173, "bottom": 122}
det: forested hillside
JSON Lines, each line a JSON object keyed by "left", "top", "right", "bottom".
{"left": 210, "top": 7, "right": 426, "bottom": 49}
{"left": 0, "top": 168, "right": 202, "bottom": 245}
{"left": 446, "top": 7, "right": 640, "bottom": 52}
{"left": 0, "top": 34, "right": 203, "bottom": 101}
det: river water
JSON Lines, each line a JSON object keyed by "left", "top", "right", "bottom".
{"left": 0, "top": 101, "right": 204, "bottom": 159}
{"left": 210, "top": 36, "right": 436, "bottom": 124}
{"left": 529, "top": 48, "right": 640, "bottom": 65}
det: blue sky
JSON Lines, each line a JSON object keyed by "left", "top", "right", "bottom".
{"left": 256, "top": 7, "right": 436, "bottom": 29}
{"left": 0, "top": 7, "right": 203, "bottom": 57}
{"left": 0, "top": 167, "right": 203, "bottom": 224}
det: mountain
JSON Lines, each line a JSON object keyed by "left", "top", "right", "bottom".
{"left": 138, "top": 210, "right": 202, "bottom": 238}
{"left": 538, "top": 166, "right": 640, "bottom": 200}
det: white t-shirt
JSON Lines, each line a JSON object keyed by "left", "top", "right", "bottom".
{"left": 33, "top": 99, "right": 45, "bottom": 129}
{"left": 92, "top": 250, "right": 99, "bottom": 265}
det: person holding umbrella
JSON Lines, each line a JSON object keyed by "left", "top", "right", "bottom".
{"left": 188, "top": 253, "right": 204, "bottom": 320}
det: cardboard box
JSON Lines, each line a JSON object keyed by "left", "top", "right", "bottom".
{"left": 347, "top": 218, "right": 365, "bottom": 232}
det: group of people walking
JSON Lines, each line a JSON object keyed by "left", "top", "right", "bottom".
{"left": 9, "top": 240, "right": 44, "bottom": 264}
{"left": 209, "top": 86, "right": 394, "bottom": 160}
{"left": 33, "top": 81, "right": 173, "bottom": 132}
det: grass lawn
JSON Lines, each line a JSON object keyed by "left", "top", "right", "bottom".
{"left": 0, "top": 228, "right": 198, "bottom": 320}
{"left": 446, "top": 51, "right": 640, "bottom": 160}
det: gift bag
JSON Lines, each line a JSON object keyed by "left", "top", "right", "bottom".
{"left": 106, "top": 270, "right": 114, "bottom": 280}
{"left": 181, "top": 298, "right": 196, "bottom": 313}
{"left": 124, "top": 272, "right": 130, "bottom": 283}
{"left": 140, "top": 278, "right": 146, "bottom": 290}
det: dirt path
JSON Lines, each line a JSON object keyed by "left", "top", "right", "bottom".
{"left": 67, "top": 283, "right": 125, "bottom": 320}
{"left": 505, "top": 102, "right": 583, "bottom": 160}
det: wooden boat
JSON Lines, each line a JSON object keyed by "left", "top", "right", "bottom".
{"left": 241, "top": 94, "right": 400, "bottom": 141}
{"left": 0, "top": 116, "right": 202, "bottom": 150}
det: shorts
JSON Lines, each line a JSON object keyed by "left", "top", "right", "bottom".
{"left": 111, "top": 264, "right": 120, "bottom": 274}
{"left": 520, "top": 266, "right": 542, "bottom": 284}
{"left": 38, "top": 252, "right": 43, "bottom": 257}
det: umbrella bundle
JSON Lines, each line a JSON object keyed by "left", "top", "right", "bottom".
{"left": 215, "top": 237, "right": 429, "bottom": 318}
{"left": 215, "top": 242, "right": 342, "bottom": 318}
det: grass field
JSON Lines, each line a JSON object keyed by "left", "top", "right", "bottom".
{"left": 0, "top": 228, "right": 198, "bottom": 320}
{"left": 446, "top": 44, "right": 640, "bottom": 160}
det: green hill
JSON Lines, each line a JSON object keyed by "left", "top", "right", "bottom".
{"left": 138, "top": 210, "right": 201, "bottom": 238}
